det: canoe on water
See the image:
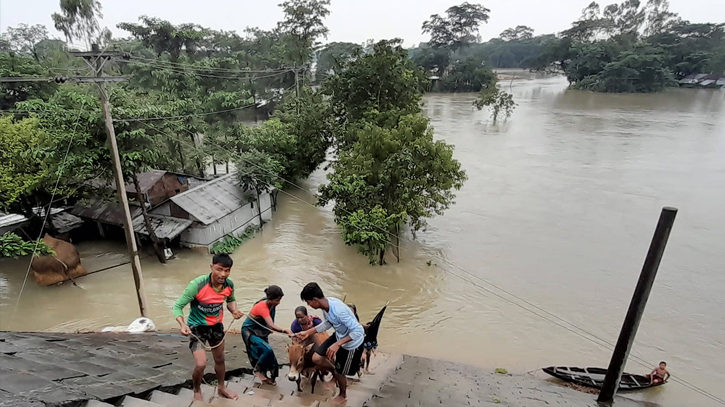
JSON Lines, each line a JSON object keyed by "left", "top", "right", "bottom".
{"left": 542, "top": 366, "right": 666, "bottom": 391}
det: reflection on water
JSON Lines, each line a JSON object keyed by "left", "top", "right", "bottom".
{"left": 1, "top": 76, "right": 724, "bottom": 406}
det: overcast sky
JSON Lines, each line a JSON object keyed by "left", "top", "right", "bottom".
{"left": 1, "top": 0, "right": 723, "bottom": 47}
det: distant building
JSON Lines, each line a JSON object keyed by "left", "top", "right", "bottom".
{"left": 149, "top": 172, "right": 275, "bottom": 250}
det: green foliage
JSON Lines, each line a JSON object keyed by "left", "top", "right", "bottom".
{"left": 235, "top": 149, "right": 283, "bottom": 194}
{"left": 422, "top": 2, "right": 491, "bottom": 51}
{"left": 322, "top": 39, "right": 427, "bottom": 146}
{"left": 0, "top": 116, "right": 50, "bottom": 211}
{"left": 0, "top": 232, "right": 55, "bottom": 258}
{"left": 319, "top": 115, "right": 467, "bottom": 252}
{"left": 51, "top": 0, "right": 110, "bottom": 47}
{"left": 440, "top": 56, "right": 497, "bottom": 92}
{"left": 272, "top": 88, "right": 333, "bottom": 179}
{"left": 0, "top": 52, "right": 58, "bottom": 109}
{"left": 410, "top": 45, "right": 451, "bottom": 76}
{"left": 500, "top": 25, "right": 534, "bottom": 42}
{"left": 495, "top": 368, "right": 508, "bottom": 375}
{"left": 575, "top": 45, "right": 674, "bottom": 92}
{"left": 473, "top": 85, "right": 516, "bottom": 122}
{"left": 0, "top": 24, "right": 49, "bottom": 61}
{"left": 339, "top": 207, "right": 406, "bottom": 265}
{"left": 209, "top": 227, "right": 258, "bottom": 254}
{"left": 315, "top": 42, "right": 361, "bottom": 82}
{"left": 277, "top": 0, "right": 331, "bottom": 66}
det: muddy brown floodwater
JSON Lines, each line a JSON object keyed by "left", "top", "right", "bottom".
{"left": 1, "top": 74, "right": 724, "bottom": 406}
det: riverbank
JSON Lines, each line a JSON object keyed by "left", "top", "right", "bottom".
{"left": 0, "top": 331, "right": 665, "bottom": 407}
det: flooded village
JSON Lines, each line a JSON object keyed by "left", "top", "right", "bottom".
{"left": 2, "top": 0, "right": 725, "bottom": 407}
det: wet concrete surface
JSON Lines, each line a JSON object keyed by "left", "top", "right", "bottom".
{"left": 0, "top": 331, "right": 286, "bottom": 406}
{"left": 0, "top": 332, "right": 668, "bottom": 407}
{"left": 367, "top": 355, "right": 665, "bottom": 407}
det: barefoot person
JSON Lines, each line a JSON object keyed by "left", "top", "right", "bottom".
{"left": 242, "top": 285, "right": 293, "bottom": 385}
{"left": 173, "top": 253, "right": 242, "bottom": 401}
{"left": 296, "top": 283, "right": 365, "bottom": 405}
{"left": 647, "top": 361, "right": 670, "bottom": 385}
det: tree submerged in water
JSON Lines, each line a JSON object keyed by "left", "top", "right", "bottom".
{"left": 473, "top": 85, "right": 516, "bottom": 123}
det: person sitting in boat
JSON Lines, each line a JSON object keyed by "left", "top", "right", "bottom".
{"left": 646, "top": 361, "right": 670, "bottom": 384}
{"left": 290, "top": 305, "right": 322, "bottom": 334}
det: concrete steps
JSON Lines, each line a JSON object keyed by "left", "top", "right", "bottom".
{"left": 85, "top": 401, "right": 115, "bottom": 407}
{"left": 120, "top": 396, "right": 166, "bottom": 407}
{"left": 83, "top": 352, "right": 402, "bottom": 407}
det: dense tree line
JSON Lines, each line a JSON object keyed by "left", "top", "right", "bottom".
{"left": 1, "top": 0, "right": 467, "bottom": 263}
{"left": 408, "top": 0, "right": 725, "bottom": 93}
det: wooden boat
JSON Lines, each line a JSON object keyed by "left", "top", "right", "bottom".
{"left": 542, "top": 366, "right": 665, "bottom": 391}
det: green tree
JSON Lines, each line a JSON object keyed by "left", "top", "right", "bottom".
{"left": 0, "top": 52, "right": 58, "bottom": 109}
{"left": 500, "top": 25, "right": 534, "bottom": 42}
{"left": 272, "top": 87, "right": 333, "bottom": 178}
{"left": 315, "top": 42, "right": 361, "bottom": 82}
{"left": 440, "top": 56, "right": 496, "bottom": 92}
{"left": 3, "top": 87, "right": 108, "bottom": 218}
{"left": 422, "top": 2, "right": 491, "bottom": 51}
{"left": 410, "top": 45, "right": 451, "bottom": 76}
{"left": 318, "top": 115, "right": 467, "bottom": 265}
{"left": 338, "top": 207, "right": 407, "bottom": 265}
{"left": 235, "top": 149, "right": 283, "bottom": 226}
{"left": 276, "top": 0, "right": 331, "bottom": 66}
{"left": 473, "top": 84, "right": 516, "bottom": 122}
{"left": 322, "top": 39, "right": 427, "bottom": 147}
{"left": 52, "top": 0, "right": 111, "bottom": 47}
{"left": 578, "top": 45, "right": 674, "bottom": 92}
{"left": 0, "top": 24, "right": 49, "bottom": 61}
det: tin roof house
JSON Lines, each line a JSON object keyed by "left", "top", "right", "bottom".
{"left": 149, "top": 172, "right": 276, "bottom": 250}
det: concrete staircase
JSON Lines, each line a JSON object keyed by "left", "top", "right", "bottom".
{"left": 82, "top": 354, "right": 402, "bottom": 407}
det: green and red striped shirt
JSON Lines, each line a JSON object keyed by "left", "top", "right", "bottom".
{"left": 173, "top": 274, "right": 236, "bottom": 327}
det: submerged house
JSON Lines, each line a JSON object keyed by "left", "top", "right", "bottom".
{"left": 149, "top": 172, "right": 275, "bottom": 250}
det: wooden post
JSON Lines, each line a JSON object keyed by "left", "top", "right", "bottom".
{"left": 89, "top": 44, "right": 149, "bottom": 317}
{"left": 597, "top": 207, "right": 677, "bottom": 403}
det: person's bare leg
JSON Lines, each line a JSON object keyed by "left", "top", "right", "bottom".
{"left": 192, "top": 350, "right": 207, "bottom": 401}
{"left": 211, "top": 341, "right": 238, "bottom": 400}
{"left": 312, "top": 353, "right": 347, "bottom": 405}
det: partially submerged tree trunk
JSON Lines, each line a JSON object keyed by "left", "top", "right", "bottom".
{"left": 378, "top": 249, "right": 386, "bottom": 266}
{"left": 133, "top": 176, "right": 166, "bottom": 264}
{"left": 393, "top": 224, "right": 401, "bottom": 263}
{"left": 256, "top": 187, "right": 263, "bottom": 229}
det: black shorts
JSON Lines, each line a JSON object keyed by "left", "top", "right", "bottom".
{"left": 189, "top": 323, "right": 224, "bottom": 352}
{"left": 316, "top": 334, "right": 364, "bottom": 376}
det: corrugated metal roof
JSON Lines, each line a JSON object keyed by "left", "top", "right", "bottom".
{"left": 132, "top": 215, "right": 192, "bottom": 240}
{"left": 125, "top": 170, "right": 167, "bottom": 194}
{"left": 170, "top": 173, "right": 252, "bottom": 225}
{"left": 71, "top": 199, "right": 142, "bottom": 226}
{"left": 0, "top": 212, "right": 27, "bottom": 228}
{"left": 49, "top": 212, "right": 84, "bottom": 234}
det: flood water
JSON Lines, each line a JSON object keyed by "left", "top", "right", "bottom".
{"left": 1, "top": 75, "right": 724, "bottom": 406}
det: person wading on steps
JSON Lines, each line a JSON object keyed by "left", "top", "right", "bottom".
{"left": 173, "top": 253, "right": 243, "bottom": 401}
{"left": 295, "top": 282, "right": 365, "bottom": 405}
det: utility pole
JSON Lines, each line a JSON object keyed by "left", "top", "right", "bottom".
{"left": 76, "top": 45, "right": 149, "bottom": 317}
{"left": 597, "top": 207, "right": 677, "bottom": 403}
{"left": 1, "top": 48, "right": 149, "bottom": 317}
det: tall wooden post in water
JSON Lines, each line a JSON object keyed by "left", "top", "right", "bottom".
{"left": 74, "top": 45, "right": 149, "bottom": 318}
{"left": 598, "top": 207, "right": 677, "bottom": 403}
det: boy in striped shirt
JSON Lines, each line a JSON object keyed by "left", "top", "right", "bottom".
{"left": 173, "top": 253, "right": 244, "bottom": 401}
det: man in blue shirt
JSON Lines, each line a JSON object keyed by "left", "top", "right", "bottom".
{"left": 296, "top": 282, "right": 364, "bottom": 405}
